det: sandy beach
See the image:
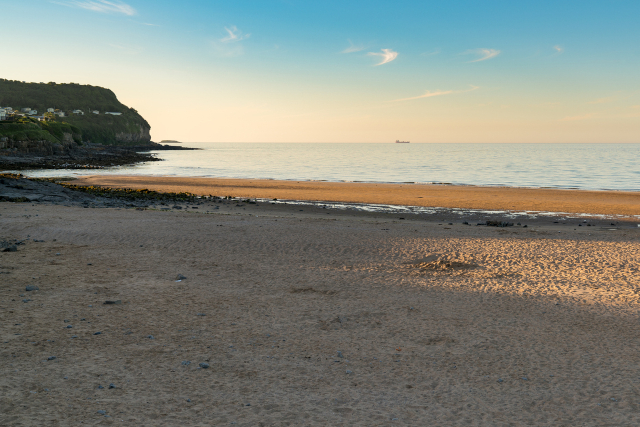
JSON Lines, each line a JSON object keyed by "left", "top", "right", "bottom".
{"left": 70, "top": 175, "right": 640, "bottom": 217}
{"left": 2, "top": 178, "right": 640, "bottom": 425}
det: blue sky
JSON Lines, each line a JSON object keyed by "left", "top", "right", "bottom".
{"left": 3, "top": 0, "right": 640, "bottom": 142}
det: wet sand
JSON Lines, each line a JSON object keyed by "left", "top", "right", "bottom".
{"left": 70, "top": 175, "right": 640, "bottom": 217}
{"left": 2, "top": 184, "right": 640, "bottom": 425}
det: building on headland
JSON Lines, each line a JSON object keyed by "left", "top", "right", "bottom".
{"left": 28, "top": 110, "right": 38, "bottom": 115}
{"left": 21, "top": 107, "right": 31, "bottom": 113}
{"left": 47, "top": 108, "right": 55, "bottom": 113}
{"left": 0, "top": 108, "right": 6, "bottom": 121}
{"left": 72, "top": 109, "right": 84, "bottom": 115}
{"left": 92, "top": 110, "right": 99, "bottom": 114}
{"left": 105, "top": 112, "right": 122, "bottom": 116}
{"left": 56, "top": 111, "right": 65, "bottom": 117}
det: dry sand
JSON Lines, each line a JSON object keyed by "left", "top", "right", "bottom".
{"left": 71, "top": 175, "right": 640, "bottom": 217}
{"left": 2, "top": 186, "right": 640, "bottom": 425}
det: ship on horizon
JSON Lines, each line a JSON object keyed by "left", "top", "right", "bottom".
{"left": 395, "top": 140, "right": 410, "bottom": 143}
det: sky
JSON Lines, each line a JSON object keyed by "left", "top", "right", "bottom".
{"left": 3, "top": 0, "right": 640, "bottom": 143}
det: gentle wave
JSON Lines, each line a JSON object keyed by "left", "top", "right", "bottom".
{"left": 19, "top": 142, "right": 640, "bottom": 192}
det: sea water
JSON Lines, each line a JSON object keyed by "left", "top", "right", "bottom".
{"left": 20, "top": 143, "right": 640, "bottom": 191}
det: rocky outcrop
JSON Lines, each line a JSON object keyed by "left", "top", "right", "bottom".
{"left": 115, "top": 125, "right": 151, "bottom": 144}
{"left": 0, "top": 134, "right": 78, "bottom": 156}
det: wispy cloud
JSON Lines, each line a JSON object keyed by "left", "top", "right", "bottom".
{"left": 560, "top": 113, "right": 595, "bottom": 121}
{"left": 53, "top": 0, "right": 136, "bottom": 15}
{"left": 553, "top": 45, "right": 564, "bottom": 54}
{"left": 465, "top": 48, "right": 501, "bottom": 62}
{"left": 392, "top": 85, "right": 479, "bottom": 102}
{"left": 341, "top": 39, "right": 364, "bottom": 54}
{"left": 367, "top": 48, "right": 398, "bottom": 66}
{"left": 221, "top": 26, "right": 250, "bottom": 43}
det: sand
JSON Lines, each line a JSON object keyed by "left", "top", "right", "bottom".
{"left": 2, "top": 186, "right": 640, "bottom": 425}
{"left": 71, "top": 175, "right": 640, "bottom": 217}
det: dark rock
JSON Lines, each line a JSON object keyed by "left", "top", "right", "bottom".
{"left": 147, "top": 335, "right": 154, "bottom": 339}
{"left": 97, "top": 410, "right": 106, "bottom": 415}
{"left": 2, "top": 245, "right": 17, "bottom": 252}
{"left": 103, "top": 300, "right": 122, "bottom": 305}
{"left": 196, "top": 313, "right": 206, "bottom": 316}
{"left": 25, "top": 285, "right": 39, "bottom": 291}
{"left": 486, "top": 220, "right": 514, "bottom": 227}
{"left": 47, "top": 356, "right": 56, "bottom": 360}
{"left": 172, "top": 205, "right": 182, "bottom": 209}
{"left": 199, "top": 363, "right": 209, "bottom": 369}
{"left": 22, "top": 299, "right": 31, "bottom": 303}
{"left": 109, "top": 383, "right": 116, "bottom": 389}
{"left": 93, "top": 331, "right": 102, "bottom": 335}
{"left": 181, "top": 361, "right": 191, "bottom": 366}
{"left": 66, "top": 325, "right": 73, "bottom": 329}
{"left": 176, "top": 274, "right": 187, "bottom": 280}
{"left": 97, "top": 385, "right": 104, "bottom": 389}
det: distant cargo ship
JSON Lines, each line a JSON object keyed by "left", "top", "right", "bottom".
{"left": 395, "top": 140, "right": 410, "bottom": 143}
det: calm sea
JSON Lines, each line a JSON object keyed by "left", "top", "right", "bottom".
{"left": 21, "top": 143, "right": 640, "bottom": 191}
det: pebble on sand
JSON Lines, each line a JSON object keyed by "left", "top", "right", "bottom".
{"left": 25, "top": 285, "right": 39, "bottom": 291}
{"left": 47, "top": 356, "right": 56, "bottom": 360}
{"left": 199, "top": 363, "right": 210, "bottom": 369}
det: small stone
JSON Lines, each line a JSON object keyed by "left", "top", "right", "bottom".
{"left": 64, "top": 376, "right": 68, "bottom": 379}
{"left": 98, "top": 385, "right": 104, "bottom": 389}
{"left": 109, "top": 383, "right": 115, "bottom": 389}
{"left": 22, "top": 299, "right": 32, "bottom": 303}
{"left": 497, "top": 378, "right": 503, "bottom": 383}
{"left": 2, "top": 245, "right": 17, "bottom": 252}
{"left": 186, "top": 399, "right": 191, "bottom": 402}
{"left": 337, "top": 351, "right": 343, "bottom": 358}
{"left": 55, "top": 253, "right": 61, "bottom": 256}
{"left": 93, "top": 332, "right": 102, "bottom": 335}
{"left": 97, "top": 410, "right": 106, "bottom": 415}
{"left": 346, "top": 370, "right": 352, "bottom": 374}
{"left": 47, "top": 356, "right": 56, "bottom": 360}
{"left": 71, "top": 335, "right": 77, "bottom": 338}
{"left": 147, "top": 335, "right": 154, "bottom": 339}
{"left": 181, "top": 361, "right": 191, "bottom": 366}
{"left": 521, "top": 377, "right": 528, "bottom": 380}
{"left": 196, "top": 313, "right": 206, "bottom": 316}
{"left": 25, "top": 285, "right": 39, "bottom": 291}
{"left": 199, "top": 363, "right": 209, "bottom": 369}
{"left": 103, "top": 300, "right": 122, "bottom": 305}
{"left": 66, "top": 325, "right": 73, "bottom": 329}
{"left": 176, "top": 274, "right": 187, "bottom": 281}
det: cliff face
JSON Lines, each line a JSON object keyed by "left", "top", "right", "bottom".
{"left": 115, "top": 125, "right": 151, "bottom": 144}
{"left": 0, "top": 133, "right": 78, "bottom": 156}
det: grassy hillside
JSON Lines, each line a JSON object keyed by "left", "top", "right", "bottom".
{"left": 0, "top": 117, "right": 81, "bottom": 144}
{"left": 0, "top": 79, "right": 150, "bottom": 145}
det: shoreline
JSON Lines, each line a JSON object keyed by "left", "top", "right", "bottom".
{"left": 67, "top": 175, "right": 640, "bottom": 217}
